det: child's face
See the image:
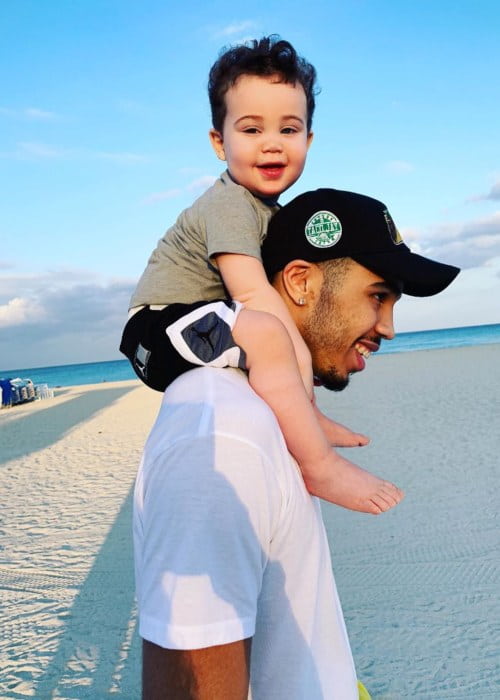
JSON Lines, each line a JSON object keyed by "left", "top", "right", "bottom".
{"left": 209, "top": 75, "right": 313, "bottom": 199}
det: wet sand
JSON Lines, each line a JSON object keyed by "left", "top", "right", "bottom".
{"left": 0, "top": 344, "right": 499, "bottom": 698}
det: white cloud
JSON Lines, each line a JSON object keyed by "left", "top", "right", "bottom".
{"left": 0, "top": 267, "right": 103, "bottom": 305}
{"left": 487, "top": 182, "right": 500, "bottom": 200}
{"left": 213, "top": 21, "right": 258, "bottom": 39}
{"left": 0, "top": 269, "right": 135, "bottom": 369}
{"left": 178, "top": 167, "right": 203, "bottom": 176}
{"left": 0, "top": 106, "right": 59, "bottom": 120}
{"left": 468, "top": 179, "right": 500, "bottom": 202}
{"left": 187, "top": 175, "right": 218, "bottom": 193}
{"left": 95, "top": 151, "right": 149, "bottom": 164}
{"left": 0, "top": 297, "right": 46, "bottom": 327}
{"left": 116, "top": 99, "right": 146, "bottom": 114}
{"left": 142, "top": 188, "right": 183, "bottom": 204}
{"left": 0, "top": 142, "right": 149, "bottom": 163}
{"left": 143, "top": 175, "right": 217, "bottom": 205}
{"left": 24, "top": 107, "right": 58, "bottom": 120}
{"left": 407, "top": 212, "right": 500, "bottom": 269}
{"left": 395, "top": 256, "right": 500, "bottom": 332}
{"left": 385, "top": 160, "right": 415, "bottom": 174}
{"left": 18, "top": 141, "right": 69, "bottom": 159}
{"left": 398, "top": 227, "right": 421, "bottom": 246}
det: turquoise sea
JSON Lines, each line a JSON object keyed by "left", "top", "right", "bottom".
{"left": 1, "top": 323, "right": 499, "bottom": 389}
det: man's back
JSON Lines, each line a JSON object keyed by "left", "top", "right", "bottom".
{"left": 134, "top": 367, "right": 358, "bottom": 698}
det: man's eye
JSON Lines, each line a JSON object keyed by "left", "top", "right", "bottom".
{"left": 373, "top": 293, "right": 386, "bottom": 303}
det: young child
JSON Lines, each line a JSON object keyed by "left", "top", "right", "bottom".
{"left": 121, "top": 36, "right": 403, "bottom": 515}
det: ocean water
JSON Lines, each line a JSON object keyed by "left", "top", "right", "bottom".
{"left": 1, "top": 323, "right": 499, "bottom": 389}
{"left": 377, "top": 322, "right": 500, "bottom": 354}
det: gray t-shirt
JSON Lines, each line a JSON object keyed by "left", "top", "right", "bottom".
{"left": 130, "top": 171, "right": 279, "bottom": 308}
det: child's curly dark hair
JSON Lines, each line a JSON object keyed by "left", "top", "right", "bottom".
{"left": 208, "top": 35, "right": 318, "bottom": 133}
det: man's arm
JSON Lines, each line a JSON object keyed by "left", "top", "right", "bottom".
{"left": 142, "top": 638, "right": 251, "bottom": 700}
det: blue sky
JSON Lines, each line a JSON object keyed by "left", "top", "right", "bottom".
{"left": 1, "top": 0, "right": 499, "bottom": 369}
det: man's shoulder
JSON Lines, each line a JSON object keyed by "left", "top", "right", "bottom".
{"left": 143, "top": 368, "right": 302, "bottom": 520}
{"left": 166, "top": 367, "right": 270, "bottom": 416}
{"left": 155, "top": 368, "right": 281, "bottom": 448}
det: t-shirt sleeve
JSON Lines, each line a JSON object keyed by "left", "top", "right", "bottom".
{"left": 136, "top": 434, "right": 274, "bottom": 650}
{"left": 202, "top": 185, "right": 266, "bottom": 263}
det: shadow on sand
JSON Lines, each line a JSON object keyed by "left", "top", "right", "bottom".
{"left": 0, "top": 385, "right": 136, "bottom": 465}
{"left": 33, "top": 485, "right": 141, "bottom": 698}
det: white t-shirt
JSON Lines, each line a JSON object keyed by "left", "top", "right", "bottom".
{"left": 133, "top": 367, "right": 358, "bottom": 699}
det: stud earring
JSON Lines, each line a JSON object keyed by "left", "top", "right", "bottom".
{"left": 298, "top": 297, "right": 306, "bottom": 306}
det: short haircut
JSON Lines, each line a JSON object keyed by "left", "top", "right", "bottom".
{"left": 208, "top": 35, "right": 318, "bottom": 133}
{"left": 317, "top": 258, "right": 353, "bottom": 292}
{"left": 268, "top": 257, "right": 352, "bottom": 288}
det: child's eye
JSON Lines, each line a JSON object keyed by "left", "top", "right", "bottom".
{"left": 281, "top": 127, "right": 298, "bottom": 134}
{"left": 243, "top": 127, "right": 259, "bottom": 134}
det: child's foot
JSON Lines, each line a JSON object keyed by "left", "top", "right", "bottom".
{"left": 314, "top": 406, "right": 369, "bottom": 447}
{"left": 303, "top": 452, "right": 404, "bottom": 515}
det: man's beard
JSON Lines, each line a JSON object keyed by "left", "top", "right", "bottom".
{"left": 316, "top": 368, "right": 350, "bottom": 392}
{"left": 301, "top": 285, "right": 351, "bottom": 392}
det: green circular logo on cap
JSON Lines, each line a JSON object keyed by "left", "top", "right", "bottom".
{"left": 304, "top": 210, "right": 342, "bottom": 248}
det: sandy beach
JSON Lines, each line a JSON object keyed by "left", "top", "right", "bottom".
{"left": 1, "top": 344, "right": 499, "bottom": 699}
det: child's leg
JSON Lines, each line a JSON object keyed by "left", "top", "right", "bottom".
{"left": 120, "top": 302, "right": 240, "bottom": 392}
{"left": 120, "top": 306, "right": 200, "bottom": 391}
{"left": 232, "top": 309, "right": 404, "bottom": 515}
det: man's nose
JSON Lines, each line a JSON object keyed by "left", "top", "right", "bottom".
{"left": 375, "top": 310, "right": 395, "bottom": 340}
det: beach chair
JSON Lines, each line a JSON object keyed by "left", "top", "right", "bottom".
{"left": 8, "top": 378, "right": 37, "bottom": 405}
{"left": 1, "top": 379, "right": 12, "bottom": 407}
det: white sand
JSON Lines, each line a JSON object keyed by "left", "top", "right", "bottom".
{"left": 0, "top": 380, "right": 161, "bottom": 699}
{"left": 0, "top": 345, "right": 499, "bottom": 698}
{"left": 318, "top": 344, "right": 500, "bottom": 699}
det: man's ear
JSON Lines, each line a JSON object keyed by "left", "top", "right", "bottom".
{"left": 281, "top": 260, "right": 322, "bottom": 306}
{"left": 209, "top": 129, "right": 226, "bottom": 161}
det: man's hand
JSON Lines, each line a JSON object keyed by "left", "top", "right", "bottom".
{"left": 142, "top": 638, "right": 251, "bottom": 700}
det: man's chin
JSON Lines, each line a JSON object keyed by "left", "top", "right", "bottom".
{"left": 315, "top": 371, "right": 350, "bottom": 392}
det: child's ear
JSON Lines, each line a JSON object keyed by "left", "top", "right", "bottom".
{"left": 306, "top": 131, "right": 314, "bottom": 150}
{"left": 209, "top": 129, "right": 226, "bottom": 161}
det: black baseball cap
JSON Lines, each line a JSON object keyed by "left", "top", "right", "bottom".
{"left": 262, "top": 188, "right": 460, "bottom": 296}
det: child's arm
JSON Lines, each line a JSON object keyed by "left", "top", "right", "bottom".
{"left": 216, "top": 252, "right": 314, "bottom": 396}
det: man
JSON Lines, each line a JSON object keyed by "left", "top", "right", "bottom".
{"left": 133, "top": 188, "right": 459, "bottom": 699}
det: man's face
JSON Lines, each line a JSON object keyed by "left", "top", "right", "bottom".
{"left": 301, "top": 261, "right": 401, "bottom": 391}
